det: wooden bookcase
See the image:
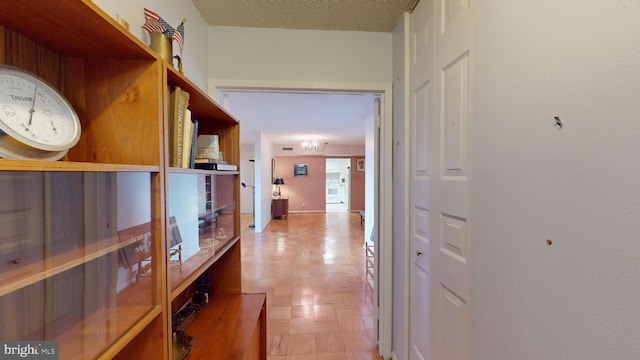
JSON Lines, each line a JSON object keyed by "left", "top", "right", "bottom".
{"left": 0, "top": 2, "right": 264, "bottom": 359}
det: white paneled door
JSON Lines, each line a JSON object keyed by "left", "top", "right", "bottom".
{"left": 410, "top": 1, "right": 434, "bottom": 359}
{"left": 410, "top": 0, "right": 474, "bottom": 359}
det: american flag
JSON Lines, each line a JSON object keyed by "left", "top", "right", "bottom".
{"left": 142, "top": 7, "right": 175, "bottom": 37}
{"left": 172, "top": 20, "right": 185, "bottom": 56}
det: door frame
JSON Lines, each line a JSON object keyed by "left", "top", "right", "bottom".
{"left": 208, "top": 79, "right": 393, "bottom": 358}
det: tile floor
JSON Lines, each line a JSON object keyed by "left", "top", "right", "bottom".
{"left": 325, "top": 202, "right": 349, "bottom": 213}
{"left": 240, "top": 212, "right": 381, "bottom": 360}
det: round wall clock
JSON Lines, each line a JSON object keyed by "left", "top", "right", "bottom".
{"left": 0, "top": 65, "right": 81, "bottom": 160}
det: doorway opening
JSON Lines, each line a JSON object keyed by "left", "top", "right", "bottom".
{"left": 208, "top": 79, "right": 393, "bottom": 358}
{"left": 326, "top": 158, "right": 351, "bottom": 213}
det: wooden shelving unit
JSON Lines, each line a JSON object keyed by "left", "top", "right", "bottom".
{"left": 184, "top": 294, "right": 266, "bottom": 360}
{"left": 0, "top": 2, "right": 263, "bottom": 359}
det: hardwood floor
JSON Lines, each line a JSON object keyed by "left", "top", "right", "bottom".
{"left": 241, "top": 212, "right": 382, "bottom": 360}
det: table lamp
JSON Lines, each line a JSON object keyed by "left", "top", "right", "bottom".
{"left": 274, "top": 178, "right": 284, "bottom": 196}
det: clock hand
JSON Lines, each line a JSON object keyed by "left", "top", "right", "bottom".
{"left": 50, "top": 119, "right": 58, "bottom": 134}
{"left": 22, "top": 123, "right": 37, "bottom": 138}
{"left": 28, "top": 85, "right": 37, "bottom": 126}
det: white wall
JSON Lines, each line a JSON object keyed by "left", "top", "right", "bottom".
{"left": 255, "top": 133, "right": 274, "bottom": 233}
{"left": 240, "top": 143, "right": 255, "bottom": 214}
{"left": 364, "top": 112, "right": 375, "bottom": 244}
{"left": 391, "top": 12, "right": 409, "bottom": 360}
{"left": 472, "top": 1, "right": 640, "bottom": 360}
{"left": 208, "top": 26, "right": 392, "bottom": 83}
{"left": 93, "top": 0, "right": 209, "bottom": 89}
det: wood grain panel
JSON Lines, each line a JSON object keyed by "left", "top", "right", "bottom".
{"left": 66, "top": 59, "right": 162, "bottom": 165}
{"left": 184, "top": 293, "right": 266, "bottom": 360}
{"left": 0, "top": 1, "right": 156, "bottom": 59}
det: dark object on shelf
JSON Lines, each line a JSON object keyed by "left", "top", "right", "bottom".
{"left": 194, "top": 162, "right": 237, "bottom": 171}
{"left": 172, "top": 273, "right": 211, "bottom": 336}
{"left": 172, "top": 330, "right": 194, "bottom": 360}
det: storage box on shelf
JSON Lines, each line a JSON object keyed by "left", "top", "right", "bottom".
{"left": 0, "top": 1, "right": 262, "bottom": 360}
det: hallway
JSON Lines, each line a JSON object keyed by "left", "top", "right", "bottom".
{"left": 241, "top": 213, "right": 380, "bottom": 360}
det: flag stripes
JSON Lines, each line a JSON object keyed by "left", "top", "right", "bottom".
{"left": 142, "top": 8, "right": 185, "bottom": 57}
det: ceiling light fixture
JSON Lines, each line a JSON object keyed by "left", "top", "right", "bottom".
{"left": 301, "top": 141, "right": 328, "bottom": 152}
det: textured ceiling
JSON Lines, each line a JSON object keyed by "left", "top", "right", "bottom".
{"left": 192, "top": 0, "right": 418, "bottom": 32}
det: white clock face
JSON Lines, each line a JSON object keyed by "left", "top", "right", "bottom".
{"left": 0, "top": 67, "right": 80, "bottom": 152}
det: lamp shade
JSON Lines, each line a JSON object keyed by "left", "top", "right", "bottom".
{"left": 274, "top": 178, "right": 285, "bottom": 185}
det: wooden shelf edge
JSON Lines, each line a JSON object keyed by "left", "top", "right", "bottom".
{"left": 199, "top": 203, "right": 235, "bottom": 217}
{"left": 166, "top": 66, "right": 239, "bottom": 125}
{"left": 0, "top": 0, "right": 157, "bottom": 59}
{"left": 169, "top": 236, "right": 240, "bottom": 301}
{"left": 0, "top": 159, "right": 159, "bottom": 172}
{"left": 87, "top": 305, "right": 162, "bottom": 360}
{"left": 168, "top": 167, "right": 239, "bottom": 175}
{"left": 0, "top": 235, "right": 159, "bottom": 296}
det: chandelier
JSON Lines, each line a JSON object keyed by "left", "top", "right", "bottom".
{"left": 301, "top": 141, "right": 328, "bottom": 152}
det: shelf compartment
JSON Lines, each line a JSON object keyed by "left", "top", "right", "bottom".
{"left": 0, "top": 0, "right": 156, "bottom": 59}
{"left": 168, "top": 172, "right": 238, "bottom": 295}
{"left": 0, "top": 171, "right": 158, "bottom": 297}
{"left": 2, "top": 25, "right": 163, "bottom": 167}
{"left": 167, "top": 66, "right": 238, "bottom": 125}
{"left": 165, "top": 65, "right": 240, "bottom": 173}
{"left": 170, "top": 236, "right": 240, "bottom": 300}
{"left": 0, "top": 230, "right": 153, "bottom": 297}
{"left": 182, "top": 293, "right": 266, "bottom": 359}
{"left": 54, "top": 301, "right": 161, "bottom": 360}
{"left": 0, "top": 253, "right": 159, "bottom": 360}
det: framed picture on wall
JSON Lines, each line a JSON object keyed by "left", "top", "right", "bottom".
{"left": 272, "top": 158, "right": 276, "bottom": 183}
{"left": 356, "top": 158, "right": 365, "bottom": 172}
{"left": 294, "top": 163, "right": 308, "bottom": 176}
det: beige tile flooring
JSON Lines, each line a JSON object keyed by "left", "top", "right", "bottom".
{"left": 240, "top": 212, "right": 381, "bottom": 360}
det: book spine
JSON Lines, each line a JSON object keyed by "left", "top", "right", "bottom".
{"left": 181, "top": 109, "right": 193, "bottom": 168}
{"left": 169, "top": 86, "right": 190, "bottom": 167}
{"left": 189, "top": 119, "right": 198, "bottom": 169}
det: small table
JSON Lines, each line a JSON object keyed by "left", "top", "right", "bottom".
{"left": 272, "top": 197, "right": 289, "bottom": 219}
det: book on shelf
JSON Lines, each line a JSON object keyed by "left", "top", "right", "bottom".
{"left": 180, "top": 110, "right": 200, "bottom": 169}
{"left": 195, "top": 134, "right": 221, "bottom": 161}
{"left": 181, "top": 109, "right": 193, "bottom": 168}
{"left": 194, "top": 158, "right": 227, "bottom": 164}
{"left": 194, "top": 162, "right": 238, "bottom": 171}
{"left": 169, "top": 86, "right": 190, "bottom": 168}
{"left": 188, "top": 118, "right": 199, "bottom": 169}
